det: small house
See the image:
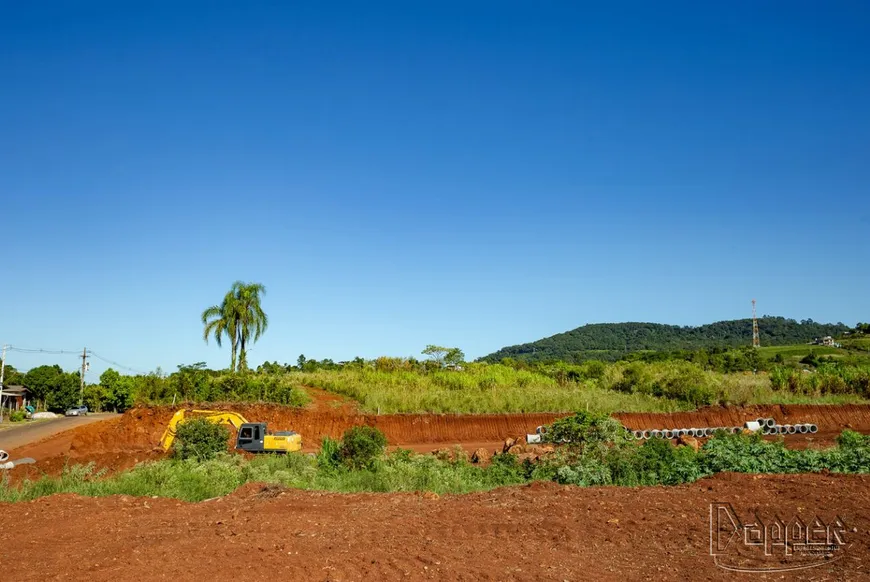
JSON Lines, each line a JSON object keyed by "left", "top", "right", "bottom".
{"left": 0, "top": 385, "right": 28, "bottom": 411}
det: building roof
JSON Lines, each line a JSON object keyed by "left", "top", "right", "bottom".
{"left": 1, "top": 385, "right": 28, "bottom": 395}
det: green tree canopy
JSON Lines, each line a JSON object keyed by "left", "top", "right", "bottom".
{"left": 22, "top": 365, "right": 64, "bottom": 404}
{"left": 202, "top": 281, "right": 268, "bottom": 372}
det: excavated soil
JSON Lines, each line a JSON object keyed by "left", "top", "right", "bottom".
{"left": 5, "top": 399, "right": 870, "bottom": 481}
{"left": 1, "top": 472, "right": 868, "bottom": 581}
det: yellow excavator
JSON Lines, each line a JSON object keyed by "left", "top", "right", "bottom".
{"left": 159, "top": 409, "right": 302, "bottom": 453}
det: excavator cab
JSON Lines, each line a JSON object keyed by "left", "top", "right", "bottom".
{"left": 236, "top": 423, "right": 266, "bottom": 452}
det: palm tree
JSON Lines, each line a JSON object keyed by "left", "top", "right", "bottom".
{"left": 231, "top": 281, "right": 268, "bottom": 372}
{"left": 201, "top": 281, "right": 268, "bottom": 373}
{"left": 202, "top": 290, "right": 240, "bottom": 371}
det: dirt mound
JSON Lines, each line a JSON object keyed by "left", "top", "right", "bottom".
{"left": 62, "top": 404, "right": 566, "bottom": 456}
{"left": 8, "top": 402, "right": 870, "bottom": 482}
{"left": 1, "top": 472, "right": 868, "bottom": 580}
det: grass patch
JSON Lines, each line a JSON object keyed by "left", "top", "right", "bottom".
{"left": 289, "top": 365, "right": 690, "bottom": 414}
{"left": 757, "top": 345, "right": 841, "bottom": 359}
{"left": 0, "top": 451, "right": 528, "bottom": 502}
{"left": 3, "top": 428, "right": 869, "bottom": 503}
{"left": 287, "top": 358, "right": 870, "bottom": 413}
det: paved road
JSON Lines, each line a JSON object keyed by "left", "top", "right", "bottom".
{"left": 0, "top": 413, "right": 117, "bottom": 451}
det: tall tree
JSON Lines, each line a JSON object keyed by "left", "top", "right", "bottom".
{"left": 202, "top": 281, "right": 268, "bottom": 372}
{"left": 202, "top": 289, "right": 240, "bottom": 371}
{"left": 232, "top": 281, "right": 268, "bottom": 371}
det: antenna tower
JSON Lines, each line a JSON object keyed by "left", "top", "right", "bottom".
{"left": 752, "top": 299, "right": 760, "bottom": 348}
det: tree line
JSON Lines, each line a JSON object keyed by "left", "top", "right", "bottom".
{"left": 481, "top": 317, "right": 856, "bottom": 363}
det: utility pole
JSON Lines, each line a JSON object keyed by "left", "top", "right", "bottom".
{"left": 0, "top": 344, "right": 6, "bottom": 423}
{"left": 752, "top": 299, "right": 761, "bottom": 348}
{"left": 80, "top": 347, "right": 88, "bottom": 406}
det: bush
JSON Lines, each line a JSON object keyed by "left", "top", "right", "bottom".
{"left": 339, "top": 426, "right": 387, "bottom": 470}
{"left": 651, "top": 362, "right": 716, "bottom": 406}
{"left": 627, "top": 438, "right": 705, "bottom": 485}
{"left": 317, "top": 436, "right": 342, "bottom": 470}
{"left": 9, "top": 410, "right": 26, "bottom": 422}
{"left": 542, "top": 410, "right": 632, "bottom": 455}
{"left": 173, "top": 418, "right": 231, "bottom": 461}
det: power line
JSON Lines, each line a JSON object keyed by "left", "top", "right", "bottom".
{"left": 86, "top": 350, "right": 146, "bottom": 375}
{"left": 7, "top": 346, "right": 82, "bottom": 355}
{"left": 4, "top": 345, "right": 146, "bottom": 375}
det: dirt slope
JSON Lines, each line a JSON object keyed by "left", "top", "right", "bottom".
{"left": 0, "top": 473, "right": 867, "bottom": 581}
{"left": 6, "top": 402, "right": 870, "bottom": 481}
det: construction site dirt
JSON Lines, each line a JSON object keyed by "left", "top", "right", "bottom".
{"left": 4, "top": 400, "right": 870, "bottom": 482}
{"left": 0, "top": 473, "right": 868, "bottom": 581}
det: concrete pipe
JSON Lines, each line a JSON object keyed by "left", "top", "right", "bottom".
{"left": 756, "top": 417, "right": 766, "bottom": 426}
{"left": 633, "top": 430, "right": 645, "bottom": 440}
{"left": 642, "top": 430, "right": 652, "bottom": 439}
{"left": 0, "top": 450, "right": 8, "bottom": 463}
{"left": 776, "top": 425, "right": 788, "bottom": 435}
{"left": 744, "top": 421, "right": 762, "bottom": 432}
{"left": 797, "top": 424, "right": 809, "bottom": 434}
{"left": 786, "top": 425, "right": 797, "bottom": 434}
{"left": 662, "top": 429, "right": 672, "bottom": 439}
{"left": 651, "top": 430, "right": 663, "bottom": 439}
{"left": 704, "top": 427, "right": 715, "bottom": 437}
{"left": 765, "top": 418, "right": 777, "bottom": 428}
{"left": 809, "top": 424, "right": 818, "bottom": 434}
{"left": 731, "top": 427, "right": 742, "bottom": 434}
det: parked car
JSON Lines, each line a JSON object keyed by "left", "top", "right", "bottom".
{"left": 65, "top": 405, "right": 88, "bottom": 417}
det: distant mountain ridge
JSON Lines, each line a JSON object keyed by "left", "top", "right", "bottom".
{"left": 480, "top": 317, "right": 850, "bottom": 363}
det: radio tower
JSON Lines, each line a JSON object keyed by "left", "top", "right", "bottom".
{"left": 752, "top": 299, "right": 760, "bottom": 348}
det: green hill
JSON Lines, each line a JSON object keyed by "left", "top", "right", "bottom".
{"left": 481, "top": 317, "right": 850, "bottom": 363}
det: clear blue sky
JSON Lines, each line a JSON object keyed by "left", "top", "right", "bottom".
{"left": 2, "top": 1, "right": 868, "bottom": 376}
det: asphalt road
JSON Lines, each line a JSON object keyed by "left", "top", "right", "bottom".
{"left": 0, "top": 413, "right": 117, "bottom": 452}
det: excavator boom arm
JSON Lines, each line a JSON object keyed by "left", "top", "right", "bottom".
{"left": 159, "top": 409, "right": 250, "bottom": 451}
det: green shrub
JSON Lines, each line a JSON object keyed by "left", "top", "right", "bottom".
{"left": 825, "top": 430, "right": 870, "bottom": 473}
{"left": 627, "top": 438, "right": 705, "bottom": 485}
{"left": 9, "top": 410, "right": 27, "bottom": 422}
{"left": 485, "top": 452, "right": 525, "bottom": 483}
{"left": 553, "top": 457, "right": 611, "bottom": 486}
{"left": 339, "top": 426, "right": 387, "bottom": 470}
{"left": 542, "top": 410, "right": 632, "bottom": 455}
{"left": 173, "top": 418, "right": 231, "bottom": 461}
{"left": 316, "top": 436, "right": 342, "bottom": 470}
{"left": 651, "top": 362, "right": 716, "bottom": 406}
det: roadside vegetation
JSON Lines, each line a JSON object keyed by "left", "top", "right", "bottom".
{"left": 3, "top": 414, "right": 870, "bottom": 503}
{"left": 6, "top": 321, "right": 868, "bottom": 415}
{"left": 8, "top": 347, "right": 869, "bottom": 416}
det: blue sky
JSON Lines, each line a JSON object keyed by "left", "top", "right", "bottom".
{"left": 1, "top": 1, "right": 868, "bottom": 376}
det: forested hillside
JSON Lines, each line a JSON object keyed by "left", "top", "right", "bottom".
{"left": 481, "top": 317, "right": 850, "bottom": 363}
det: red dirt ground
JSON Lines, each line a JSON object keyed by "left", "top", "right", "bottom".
{"left": 5, "top": 399, "right": 870, "bottom": 481}
{"left": 1, "top": 472, "right": 868, "bottom": 581}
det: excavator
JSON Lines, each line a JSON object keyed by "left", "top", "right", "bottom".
{"left": 159, "top": 409, "right": 302, "bottom": 453}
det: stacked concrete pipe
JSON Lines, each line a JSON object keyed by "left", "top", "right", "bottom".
{"left": 629, "top": 420, "right": 819, "bottom": 440}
